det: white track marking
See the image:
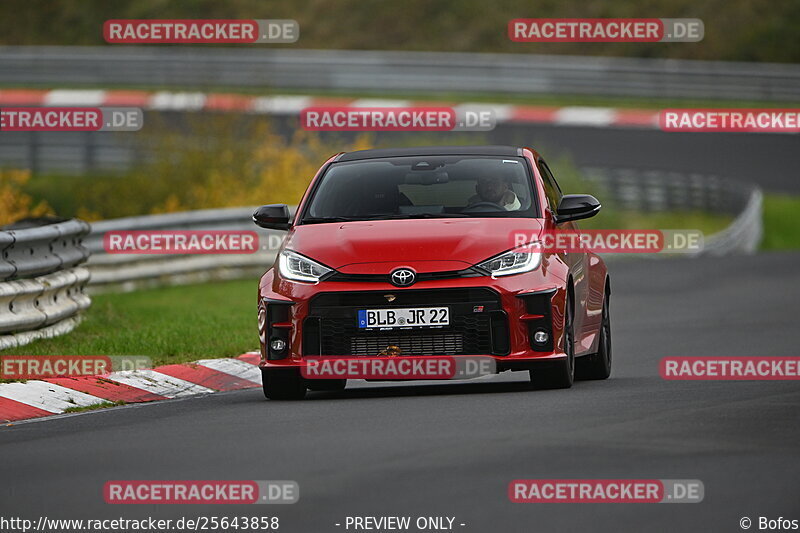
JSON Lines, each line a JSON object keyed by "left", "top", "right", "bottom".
{"left": 555, "top": 106, "right": 616, "bottom": 127}
{"left": 149, "top": 91, "right": 207, "bottom": 110}
{"left": 44, "top": 89, "right": 106, "bottom": 106}
{"left": 105, "top": 370, "right": 214, "bottom": 398}
{"left": 252, "top": 95, "right": 312, "bottom": 114}
{"left": 196, "top": 359, "right": 262, "bottom": 384}
{"left": 0, "top": 380, "right": 105, "bottom": 413}
{"left": 351, "top": 99, "right": 412, "bottom": 108}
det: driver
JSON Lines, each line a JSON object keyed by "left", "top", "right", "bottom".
{"left": 469, "top": 176, "right": 521, "bottom": 210}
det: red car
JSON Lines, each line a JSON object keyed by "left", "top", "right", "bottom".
{"left": 254, "top": 146, "right": 611, "bottom": 399}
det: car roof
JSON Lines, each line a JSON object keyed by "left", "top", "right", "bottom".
{"left": 336, "top": 145, "right": 524, "bottom": 162}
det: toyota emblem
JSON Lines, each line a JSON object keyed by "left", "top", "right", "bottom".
{"left": 390, "top": 268, "right": 416, "bottom": 287}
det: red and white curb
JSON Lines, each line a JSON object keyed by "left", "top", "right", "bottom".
{"left": 0, "top": 352, "right": 262, "bottom": 423}
{"left": 0, "top": 88, "right": 660, "bottom": 129}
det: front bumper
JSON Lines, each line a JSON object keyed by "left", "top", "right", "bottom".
{"left": 258, "top": 269, "right": 569, "bottom": 370}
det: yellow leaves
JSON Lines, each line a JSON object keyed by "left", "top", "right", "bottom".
{"left": 8, "top": 117, "right": 375, "bottom": 222}
{"left": 0, "top": 168, "right": 53, "bottom": 226}
{"left": 141, "top": 117, "right": 375, "bottom": 213}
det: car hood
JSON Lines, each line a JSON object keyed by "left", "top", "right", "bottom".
{"left": 284, "top": 218, "right": 544, "bottom": 273}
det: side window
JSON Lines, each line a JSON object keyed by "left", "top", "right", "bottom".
{"left": 538, "top": 160, "right": 562, "bottom": 213}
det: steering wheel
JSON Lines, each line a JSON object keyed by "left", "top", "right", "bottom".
{"left": 463, "top": 201, "right": 505, "bottom": 213}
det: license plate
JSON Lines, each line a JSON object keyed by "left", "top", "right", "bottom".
{"left": 357, "top": 307, "right": 450, "bottom": 329}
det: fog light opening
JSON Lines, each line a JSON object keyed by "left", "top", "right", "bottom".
{"left": 533, "top": 329, "right": 549, "bottom": 345}
{"left": 270, "top": 338, "right": 287, "bottom": 352}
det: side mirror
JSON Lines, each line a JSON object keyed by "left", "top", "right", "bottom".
{"left": 253, "top": 204, "right": 291, "bottom": 230}
{"left": 555, "top": 194, "right": 601, "bottom": 224}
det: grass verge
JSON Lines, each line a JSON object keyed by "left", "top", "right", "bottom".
{"left": 1, "top": 280, "right": 258, "bottom": 366}
{"left": 761, "top": 194, "right": 800, "bottom": 250}
{"left": 63, "top": 401, "right": 126, "bottom": 414}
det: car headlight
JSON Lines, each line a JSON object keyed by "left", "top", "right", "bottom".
{"left": 278, "top": 250, "right": 333, "bottom": 283}
{"left": 475, "top": 243, "right": 542, "bottom": 277}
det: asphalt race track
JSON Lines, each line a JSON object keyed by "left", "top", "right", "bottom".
{"left": 1, "top": 251, "right": 797, "bottom": 532}
{"left": 276, "top": 118, "right": 800, "bottom": 193}
{"left": 494, "top": 124, "right": 800, "bottom": 194}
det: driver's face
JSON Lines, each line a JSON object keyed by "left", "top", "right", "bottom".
{"left": 476, "top": 177, "right": 508, "bottom": 203}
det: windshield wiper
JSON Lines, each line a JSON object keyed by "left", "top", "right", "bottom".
{"left": 301, "top": 216, "right": 363, "bottom": 224}
{"left": 302, "top": 213, "right": 469, "bottom": 224}
{"left": 362, "top": 213, "right": 470, "bottom": 220}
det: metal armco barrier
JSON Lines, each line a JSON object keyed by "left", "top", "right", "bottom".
{"left": 85, "top": 207, "right": 288, "bottom": 290}
{"left": 1, "top": 46, "right": 798, "bottom": 101}
{"left": 0, "top": 219, "right": 92, "bottom": 349}
{"left": 582, "top": 168, "right": 763, "bottom": 254}
{"left": 1, "top": 219, "right": 91, "bottom": 280}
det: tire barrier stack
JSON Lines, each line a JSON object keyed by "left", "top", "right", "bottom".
{"left": 0, "top": 218, "right": 91, "bottom": 349}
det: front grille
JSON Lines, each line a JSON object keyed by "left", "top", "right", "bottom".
{"left": 304, "top": 288, "right": 509, "bottom": 357}
{"left": 326, "top": 268, "right": 483, "bottom": 284}
{"left": 350, "top": 334, "right": 463, "bottom": 356}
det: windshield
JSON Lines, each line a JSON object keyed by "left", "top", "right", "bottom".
{"left": 301, "top": 155, "right": 539, "bottom": 223}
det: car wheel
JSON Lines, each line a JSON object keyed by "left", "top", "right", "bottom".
{"left": 576, "top": 287, "right": 612, "bottom": 381}
{"left": 306, "top": 379, "right": 347, "bottom": 392}
{"left": 530, "top": 292, "right": 575, "bottom": 389}
{"left": 262, "top": 367, "right": 307, "bottom": 400}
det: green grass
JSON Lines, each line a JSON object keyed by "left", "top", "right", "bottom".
{"left": 63, "top": 400, "right": 126, "bottom": 414}
{"left": 761, "top": 194, "right": 800, "bottom": 250}
{"left": 582, "top": 210, "right": 733, "bottom": 235}
{"left": 2, "top": 280, "right": 259, "bottom": 366}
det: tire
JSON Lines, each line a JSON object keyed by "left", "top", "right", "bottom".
{"left": 530, "top": 291, "right": 575, "bottom": 390}
{"left": 262, "top": 367, "right": 307, "bottom": 400}
{"left": 576, "top": 286, "right": 612, "bottom": 381}
{"left": 306, "top": 379, "right": 347, "bottom": 392}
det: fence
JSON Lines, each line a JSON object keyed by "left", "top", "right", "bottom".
{"left": 2, "top": 46, "right": 798, "bottom": 101}
{"left": 582, "top": 168, "right": 763, "bottom": 255}
{"left": 84, "top": 208, "right": 286, "bottom": 291}
{"left": 0, "top": 219, "right": 92, "bottom": 349}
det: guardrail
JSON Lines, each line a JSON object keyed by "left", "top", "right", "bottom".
{"left": 83, "top": 168, "right": 762, "bottom": 291}
{"left": 84, "top": 208, "right": 286, "bottom": 291}
{"left": 582, "top": 168, "right": 763, "bottom": 254}
{"left": 2, "top": 46, "right": 799, "bottom": 101}
{"left": 0, "top": 219, "right": 92, "bottom": 349}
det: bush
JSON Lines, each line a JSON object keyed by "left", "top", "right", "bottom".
{"left": 0, "top": 169, "right": 53, "bottom": 226}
